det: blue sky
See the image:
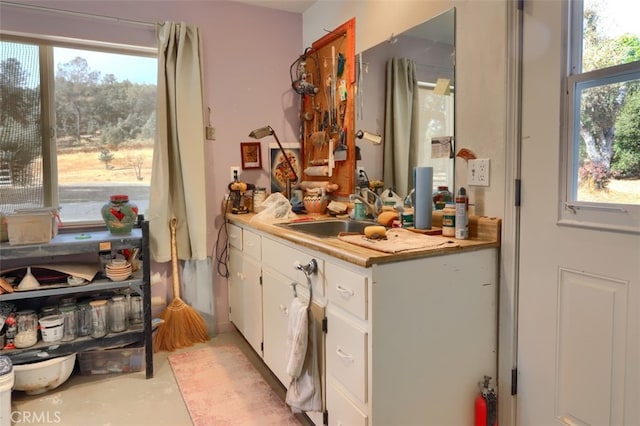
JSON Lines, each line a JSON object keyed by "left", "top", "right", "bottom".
{"left": 55, "top": 47, "right": 157, "bottom": 85}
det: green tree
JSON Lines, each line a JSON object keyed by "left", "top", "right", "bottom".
{"left": 611, "top": 91, "right": 640, "bottom": 177}
{"left": 55, "top": 57, "right": 100, "bottom": 141}
{"left": 580, "top": 7, "right": 640, "bottom": 185}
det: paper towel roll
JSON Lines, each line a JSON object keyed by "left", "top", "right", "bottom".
{"left": 414, "top": 166, "right": 433, "bottom": 229}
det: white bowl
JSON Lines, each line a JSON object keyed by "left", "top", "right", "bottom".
{"left": 13, "top": 353, "right": 77, "bottom": 395}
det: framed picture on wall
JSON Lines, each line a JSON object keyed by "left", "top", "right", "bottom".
{"left": 269, "top": 143, "right": 301, "bottom": 193}
{"left": 240, "top": 142, "right": 262, "bottom": 169}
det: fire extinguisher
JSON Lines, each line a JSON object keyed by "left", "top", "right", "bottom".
{"left": 475, "top": 375, "right": 497, "bottom": 426}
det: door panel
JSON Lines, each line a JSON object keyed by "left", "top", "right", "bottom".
{"left": 518, "top": 1, "right": 640, "bottom": 425}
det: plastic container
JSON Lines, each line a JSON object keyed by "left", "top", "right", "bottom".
{"left": 38, "top": 315, "right": 64, "bottom": 343}
{"left": 0, "top": 356, "right": 13, "bottom": 426}
{"left": 6, "top": 209, "right": 59, "bottom": 246}
{"left": 78, "top": 345, "right": 145, "bottom": 375}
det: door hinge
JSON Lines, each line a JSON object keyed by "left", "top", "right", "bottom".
{"left": 261, "top": 341, "right": 264, "bottom": 352}
{"left": 323, "top": 410, "right": 328, "bottom": 425}
{"left": 514, "top": 179, "right": 521, "bottom": 207}
{"left": 259, "top": 275, "right": 263, "bottom": 286}
{"left": 322, "top": 316, "right": 328, "bottom": 333}
{"left": 511, "top": 367, "right": 518, "bottom": 395}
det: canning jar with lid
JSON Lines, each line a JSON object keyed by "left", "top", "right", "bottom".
{"left": 109, "top": 295, "right": 128, "bottom": 333}
{"left": 59, "top": 303, "right": 78, "bottom": 342}
{"left": 90, "top": 299, "right": 109, "bottom": 338}
{"left": 15, "top": 310, "right": 38, "bottom": 348}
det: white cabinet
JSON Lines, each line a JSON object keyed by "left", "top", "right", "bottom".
{"left": 227, "top": 218, "right": 498, "bottom": 426}
{"left": 324, "top": 249, "right": 498, "bottom": 426}
{"left": 227, "top": 224, "right": 262, "bottom": 355}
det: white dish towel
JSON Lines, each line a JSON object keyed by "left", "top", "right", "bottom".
{"left": 285, "top": 297, "right": 322, "bottom": 413}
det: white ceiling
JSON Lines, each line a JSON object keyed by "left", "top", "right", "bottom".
{"left": 231, "top": 0, "right": 317, "bottom": 14}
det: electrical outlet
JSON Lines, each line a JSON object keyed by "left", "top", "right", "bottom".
{"left": 206, "top": 126, "right": 216, "bottom": 140}
{"left": 229, "top": 166, "right": 240, "bottom": 183}
{"left": 468, "top": 159, "right": 490, "bottom": 186}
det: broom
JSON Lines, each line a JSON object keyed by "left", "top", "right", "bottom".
{"left": 154, "top": 217, "right": 209, "bottom": 352}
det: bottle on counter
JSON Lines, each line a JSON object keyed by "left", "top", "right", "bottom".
{"left": 455, "top": 187, "right": 469, "bottom": 239}
{"left": 432, "top": 186, "right": 453, "bottom": 210}
{"left": 442, "top": 203, "right": 456, "bottom": 237}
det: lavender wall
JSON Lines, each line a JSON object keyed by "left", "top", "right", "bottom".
{"left": 0, "top": 0, "right": 303, "bottom": 328}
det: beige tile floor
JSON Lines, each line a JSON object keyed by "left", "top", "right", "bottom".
{"left": 10, "top": 330, "right": 312, "bottom": 425}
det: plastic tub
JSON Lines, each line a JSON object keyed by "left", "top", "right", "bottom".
{"left": 39, "top": 315, "right": 64, "bottom": 342}
{"left": 0, "top": 356, "right": 13, "bottom": 426}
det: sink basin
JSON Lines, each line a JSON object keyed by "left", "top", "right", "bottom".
{"left": 279, "top": 219, "right": 376, "bottom": 237}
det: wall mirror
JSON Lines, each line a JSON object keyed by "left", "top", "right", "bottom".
{"left": 356, "top": 8, "right": 455, "bottom": 199}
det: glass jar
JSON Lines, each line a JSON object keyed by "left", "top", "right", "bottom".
{"left": 108, "top": 295, "right": 128, "bottom": 333}
{"left": 76, "top": 300, "right": 93, "bottom": 337}
{"left": 39, "top": 305, "right": 59, "bottom": 318}
{"left": 14, "top": 310, "right": 38, "bottom": 348}
{"left": 432, "top": 186, "right": 453, "bottom": 210}
{"left": 59, "top": 303, "right": 78, "bottom": 342}
{"left": 101, "top": 194, "right": 139, "bottom": 234}
{"left": 90, "top": 299, "right": 109, "bottom": 339}
{"left": 129, "top": 295, "right": 143, "bottom": 325}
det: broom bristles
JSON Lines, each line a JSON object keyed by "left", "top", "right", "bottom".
{"left": 154, "top": 297, "right": 209, "bottom": 352}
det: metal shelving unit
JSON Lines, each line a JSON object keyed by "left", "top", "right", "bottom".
{"left": 0, "top": 222, "right": 153, "bottom": 379}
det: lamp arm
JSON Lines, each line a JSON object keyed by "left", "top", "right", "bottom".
{"left": 269, "top": 126, "right": 299, "bottom": 184}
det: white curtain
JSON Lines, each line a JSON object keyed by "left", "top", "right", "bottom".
{"left": 383, "top": 58, "right": 420, "bottom": 197}
{"left": 148, "top": 22, "right": 214, "bottom": 320}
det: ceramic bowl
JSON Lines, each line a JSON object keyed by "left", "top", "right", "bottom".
{"left": 303, "top": 195, "right": 328, "bottom": 215}
{"left": 13, "top": 353, "right": 77, "bottom": 395}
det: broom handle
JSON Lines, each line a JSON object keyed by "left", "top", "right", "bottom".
{"left": 170, "top": 217, "right": 180, "bottom": 299}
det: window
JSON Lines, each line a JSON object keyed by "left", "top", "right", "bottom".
{"left": 562, "top": 0, "right": 640, "bottom": 232}
{"left": 0, "top": 36, "right": 156, "bottom": 227}
{"left": 417, "top": 82, "right": 454, "bottom": 191}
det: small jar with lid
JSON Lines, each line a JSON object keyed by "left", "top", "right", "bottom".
{"left": 14, "top": 310, "right": 38, "bottom": 348}
{"left": 39, "top": 305, "right": 59, "bottom": 319}
{"left": 432, "top": 186, "right": 453, "bottom": 210}
{"left": 109, "top": 295, "right": 128, "bottom": 333}
{"left": 442, "top": 203, "right": 456, "bottom": 237}
{"left": 59, "top": 303, "right": 78, "bottom": 342}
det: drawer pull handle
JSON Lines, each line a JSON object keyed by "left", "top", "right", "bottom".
{"left": 279, "top": 304, "right": 288, "bottom": 315}
{"left": 335, "top": 285, "right": 354, "bottom": 296}
{"left": 336, "top": 347, "right": 354, "bottom": 362}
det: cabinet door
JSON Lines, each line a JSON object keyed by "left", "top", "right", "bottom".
{"left": 228, "top": 247, "right": 263, "bottom": 355}
{"left": 262, "top": 268, "right": 294, "bottom": 387}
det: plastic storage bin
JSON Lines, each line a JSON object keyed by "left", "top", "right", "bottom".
{"left": 78, "top": 345, "right": 145, "bottom": 375}
{"left": 6, "top": 209, "right": 59, "bottom": 245}
{"left": 0, "top": 356, "right": 13, "bottom": 426}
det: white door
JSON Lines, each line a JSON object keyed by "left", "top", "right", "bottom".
{"left": 518, "top": 1, "right": 639, "bottom": 425}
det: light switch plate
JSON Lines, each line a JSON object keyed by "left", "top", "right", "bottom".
{"left": 468, "top": 159, "right": 490, "bottom": 186}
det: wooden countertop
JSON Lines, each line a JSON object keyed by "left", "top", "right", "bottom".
{"left": 226, "top": 211, "right": 501, "bottom": 268}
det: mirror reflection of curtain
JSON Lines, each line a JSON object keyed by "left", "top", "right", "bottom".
{"left": 383, "top": 58, "right": 420, "bottom": 197}
{"left": 149, "top": 22, "right": 214, "bottom": 321}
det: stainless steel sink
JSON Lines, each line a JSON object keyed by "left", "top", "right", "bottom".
{"left": 278, "top": 219, "right": 376, "bottom": 237}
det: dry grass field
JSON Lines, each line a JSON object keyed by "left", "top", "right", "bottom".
{"left": 57, "top": 147, "right": 153, "bottom": 185}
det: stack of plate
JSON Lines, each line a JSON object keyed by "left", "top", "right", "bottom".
{"left": 105, "top": 261, "right": 132, "bottom": 282}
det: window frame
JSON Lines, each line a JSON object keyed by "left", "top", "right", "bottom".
{"left": 559, "top": 0, "right": 640, "bottom": 234}
{"left": 0, "top": 32, "right": 156, "bottom": 230}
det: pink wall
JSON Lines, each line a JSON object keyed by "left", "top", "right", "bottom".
{"left": 0, "top": 0, "right": 303, "bottom": 328}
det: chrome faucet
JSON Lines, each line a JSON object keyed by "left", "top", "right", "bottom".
{"left": 349, "top": 188, "right": 383, "bottom": 219}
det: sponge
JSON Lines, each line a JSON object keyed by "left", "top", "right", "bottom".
{"left": 377, "top": 211, "right": 398, "bottom": 227}
{"left": 364, "top": 225, "right": 387, "bottom": 239}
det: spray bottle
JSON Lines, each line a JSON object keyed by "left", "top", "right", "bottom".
{"left": 455, "top": 187, "right": 468, "bottom": 239}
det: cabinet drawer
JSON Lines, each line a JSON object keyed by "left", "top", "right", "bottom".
{"left": 262, "top": 238, "right": 324, "bottom": 298}
{"left": 242, "top": 229, "right": 261, "bottom": 260}
{"left": 327, "top": 311, "right": 367, "bottom": 403}
{"left": 327, "top": 381, "right": 368, "bottom": 426}
{"left": 228, "top": 223, "right": 242, "bottom": 250}
{"left": 326, "top": 263, "right": 368, "bottom": 320}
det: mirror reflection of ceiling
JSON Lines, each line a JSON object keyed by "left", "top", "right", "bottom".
{"left": 356, "top": 8, "right": 456, "bottom": 192}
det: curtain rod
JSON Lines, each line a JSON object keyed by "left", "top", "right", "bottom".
{"left": 1, "top": 1, "right": 157, "bottom": 29}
